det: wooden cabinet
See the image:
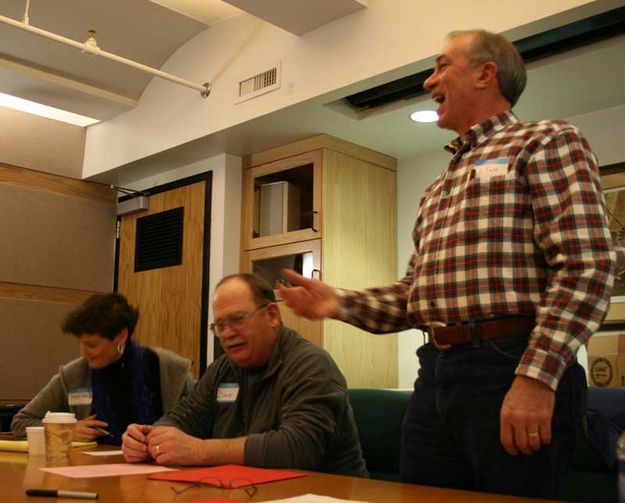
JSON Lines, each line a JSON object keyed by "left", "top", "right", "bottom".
{"left": 241, "top": 135, "right": 398, "bottom": 388}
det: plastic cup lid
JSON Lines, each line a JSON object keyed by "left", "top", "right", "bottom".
{"left": 26, "top": 426, "right": 44, "bottom": 431}
{"left": 42, "top": 411, "right": 77, "bottom": 424}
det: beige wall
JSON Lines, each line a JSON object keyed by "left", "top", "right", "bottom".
{"left": 0, "top": 107, "right": 85, "bottom": 179}
{"left": 0, "top": 110, "right": 115, "bottom": 401}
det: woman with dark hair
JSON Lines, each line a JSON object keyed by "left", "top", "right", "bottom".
{"left": 11, "top": 293, "right": 196, "bottom": 445}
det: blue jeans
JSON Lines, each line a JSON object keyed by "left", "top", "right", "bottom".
{"left": 400, "top": 336, "right": 586, "bottom": 499}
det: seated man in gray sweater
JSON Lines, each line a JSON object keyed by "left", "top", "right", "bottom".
{"left": 122, "top": 273, "right": 367, "bottom": 477}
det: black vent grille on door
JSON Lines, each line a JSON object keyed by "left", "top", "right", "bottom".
{"left": 135, "top": 207, "right": 184, "bottom": 272}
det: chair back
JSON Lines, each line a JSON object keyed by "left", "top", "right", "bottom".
{"left": 347, "top": 388, "right": 410, "bottom": 481}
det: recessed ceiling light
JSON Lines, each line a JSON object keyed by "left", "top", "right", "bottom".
{"left": 0, "top": 92, "right": 99, "bottom": 127}
{"left": 410, "top": 110, "right": 438, "bottom": 123}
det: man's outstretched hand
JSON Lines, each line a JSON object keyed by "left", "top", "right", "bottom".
{"left": 278, "top": 269, "right": 341, "bottom": 320}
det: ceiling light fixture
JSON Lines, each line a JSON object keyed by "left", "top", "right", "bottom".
{"left": 410, "top": 110, "right": 439, "bottom": 123}
{"left": 0, "top": 7, "right": 211, "bottom": 98}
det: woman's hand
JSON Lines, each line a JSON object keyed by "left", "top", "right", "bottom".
{"left": 74, "top": 414, "right": 110, "bottom": 442}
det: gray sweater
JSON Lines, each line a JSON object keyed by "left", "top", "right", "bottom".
{"left": 158, "top": 325, "right": 368, "bottom": 477}
{"left": 11, "top": 346, "right": 196, "bottom": 438}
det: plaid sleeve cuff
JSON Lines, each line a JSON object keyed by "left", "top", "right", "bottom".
{"left": 334, "top": 288, "right": 354, "bottom": 322}
{"left": 515, "top": 347, "right": 569, "bottom": 391}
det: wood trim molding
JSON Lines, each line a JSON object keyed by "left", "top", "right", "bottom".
{"left": 0, "top": 163, "right": 115, "bottom": 203}
{"left": 0, "top": 282, "right": 101, "bottom": 305}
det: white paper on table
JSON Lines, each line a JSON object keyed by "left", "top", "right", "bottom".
{"left": 261, "top": 495, "right": 370, "bottom": 503}
{"left": 82, "top": 450, "right": 123, "bottom": 456}
{"left": 40, "top": 463, "right": 177, "bottom": 478}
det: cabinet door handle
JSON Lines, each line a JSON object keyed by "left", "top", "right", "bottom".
{"left": 311, "top": 269, "right": 321, "bottom": 279}
{"left": 312, "top": 211, "right": 319, "bottom": 232}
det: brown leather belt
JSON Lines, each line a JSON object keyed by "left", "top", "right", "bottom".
{"left": 426, "top": 316, "right": 535, "bottom": 349}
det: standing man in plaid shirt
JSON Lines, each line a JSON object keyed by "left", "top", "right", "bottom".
{"left": 279, "top": 29, "right": 615, "bottom": 499}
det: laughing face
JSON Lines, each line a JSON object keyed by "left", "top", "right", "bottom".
{"left": 423, "top": 34, "right": 486, "bottom": 135}
{"left": 212, "top": 278, "right": 280, "bottom": 369}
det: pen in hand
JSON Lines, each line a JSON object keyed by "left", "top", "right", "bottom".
{"left": 76, "top": 415, "right": 112, "bottom": 439}
{"left": 91, "top": 426, "right": 113, "bottom": 437}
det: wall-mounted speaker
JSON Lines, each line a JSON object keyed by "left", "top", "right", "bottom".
{"left": 259, "top": 181, "right": 300, "bottom": 236}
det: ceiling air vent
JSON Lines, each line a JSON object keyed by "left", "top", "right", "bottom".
{"left": 135, "top": 207, "right": 184, "bottom": 272}
{"left": 236, "top": 62, "right": 281, "bottom": 104}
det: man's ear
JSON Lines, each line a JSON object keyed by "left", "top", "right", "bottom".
{"left": 475, "top": 61, "right": 498, "bottom": 90}
{"left": 266, "top": 303, "right": 281, "bottom": 328}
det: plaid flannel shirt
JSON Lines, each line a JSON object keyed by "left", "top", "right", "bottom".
{"left": 337, "top": 111, "right": 615, "bottom": 390}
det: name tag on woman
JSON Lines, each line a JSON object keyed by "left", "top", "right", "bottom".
{"left": 68, "top": 387, "right": 93, "bottom": 406}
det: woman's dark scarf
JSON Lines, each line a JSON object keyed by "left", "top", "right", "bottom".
{"left": 90, "top": 339, "right": 159, "bottom": 445}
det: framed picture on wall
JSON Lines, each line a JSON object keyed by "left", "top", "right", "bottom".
{"left": 600, "top": 162, "right": 625, "bottom": 329}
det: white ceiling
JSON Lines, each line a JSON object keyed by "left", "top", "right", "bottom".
{"left": 148, "top": 0, "right": 243, "bottom": 25}
{"left": 223, "top": 0, "right": 367, "bottom": 36}
{"left": 0, "top": 0, "right": 245, "bottom": 119}
{"left": 96, "top": 30, "right": 625, "bottom": 187}
{"left": 0, "top": 0, "right": 367, "bottom": 121}
{"left": 1, "top": 0, "right": 624, "bottom": 178}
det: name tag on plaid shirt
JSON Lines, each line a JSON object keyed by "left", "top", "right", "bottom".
{"left": 473, "top": 157, "right": 509, "bottom": 179}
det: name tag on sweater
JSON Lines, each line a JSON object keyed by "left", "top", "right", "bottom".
{"left": 68, "top": 387, "right": 93, "bottom": 406}
{"left": 474, "top": 157, "right": 508, "bottom": 179}
{"left": 217, "top": 383, "right": 239, "bottom": 403}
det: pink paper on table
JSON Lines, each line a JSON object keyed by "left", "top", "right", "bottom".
{"left": 40, "top": 463, "right": 177, "bottom": 478}
{"left": 149, "top": 463, "right": 306, "bottom": 486}
{"left": 183, "top": 500, "right": 245, "bottom": 503}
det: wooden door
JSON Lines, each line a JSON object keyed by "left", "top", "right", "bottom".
{"left": 116, "top": 179, "right": 210, "bottom": 378}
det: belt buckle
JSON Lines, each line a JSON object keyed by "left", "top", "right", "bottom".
{"left": 429, "top": 322, "right": 452, "bottom": 350}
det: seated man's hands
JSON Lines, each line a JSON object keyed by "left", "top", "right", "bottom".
{"left": 122, "top": 423, "right": 154, "bottom": 463}
{"left": 74, "top": 414, "right": 110, "bottom": 442}
{"left": 146, "top": 426, "right": 203, "bottom": 465}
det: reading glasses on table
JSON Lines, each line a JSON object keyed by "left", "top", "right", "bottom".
{"left": 170, "top": 476, "right": 258, "bottom": 499}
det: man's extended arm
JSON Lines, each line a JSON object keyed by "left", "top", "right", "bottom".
{"left": 281, "top": 257, "right": 417, "bottom": 334}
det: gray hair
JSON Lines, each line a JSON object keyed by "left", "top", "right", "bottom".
{"left": 448, "top": 29, "right": 526, "bottom": 106}
{"left": 216, "top": 273, "right": 277, "bottom": 307}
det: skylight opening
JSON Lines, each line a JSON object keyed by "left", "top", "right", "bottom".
{"left": 0, "top": 92, "right": 100, "bottom": 127}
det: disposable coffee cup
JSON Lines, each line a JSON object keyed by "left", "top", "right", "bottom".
{"left": 42, "top": 412, "right": 76, "bottom": 463}
{"left": 26, "top": 426, "right": 45, "bottom": 456}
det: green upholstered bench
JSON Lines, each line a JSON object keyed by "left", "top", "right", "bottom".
{"left": 348, "top": 386, "right": 618, "bottom": 502}
{"left": 562, "top": 387, "right": 621, "bottom": 503}
{"left": 347, "top": 388, "right": 410, "bottom": 481}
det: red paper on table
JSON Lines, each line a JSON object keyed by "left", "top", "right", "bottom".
{"left": 148, "top": 463, "right": 307, "bottom": 486}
